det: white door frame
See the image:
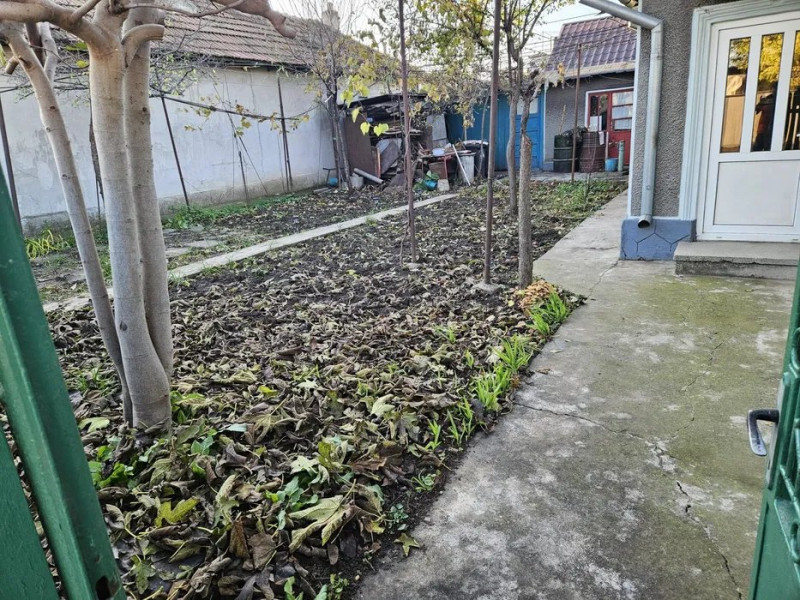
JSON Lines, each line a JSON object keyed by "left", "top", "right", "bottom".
{"left": 678, "top": 0, "right": 800, "bottom": 239}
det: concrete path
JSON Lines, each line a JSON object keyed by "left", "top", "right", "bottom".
{"left": 357, "top": 193, "right": 794, "bottom": 599}
{"left": 42, "top": 194, "right": 455, "bottom": 313}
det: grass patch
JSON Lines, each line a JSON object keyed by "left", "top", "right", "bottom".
{"left": 25, "top": 228, "right": 73, "bottom": 259}
{"left": 164, "top": 194, "right": 302, "bottom": 230}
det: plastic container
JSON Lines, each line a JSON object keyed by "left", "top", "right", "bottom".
{"left": 605, "top": 158, "right": 618, "bottom": 172}
{"left": 350, "top": 174, "right": 364, "bottom": 189}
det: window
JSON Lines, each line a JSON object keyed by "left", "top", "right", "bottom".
{"left": 589, "top": 94, "right": 608, "bottom": 130}
{"left": 783, "top": 31, "right": 800, "bottom": 151}
{"left": 611, "top": 90, "right": 634, "bottom": 131}
{"left": 720, "top": 37, "right": 750, "bottom": 153}
{"left": 751, "top": 33, "right": 784, "bottom": 151}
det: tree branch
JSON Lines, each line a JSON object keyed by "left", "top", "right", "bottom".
{"left": 38, "top": 22, "right": 58, "bottom": 81}
{"left": 121, "top": 22, "right": 164, "bottom": 65}
{"left": 216, "top": 0, "right": 296, "bottom": 38}
{"left": 70, "top": 0, "right": 104, "bottom": 24}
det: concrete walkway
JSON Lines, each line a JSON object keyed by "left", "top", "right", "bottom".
{"left": 357, "top": 193, "right": 794, "bottom": 599}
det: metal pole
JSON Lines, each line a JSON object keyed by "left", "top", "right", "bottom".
{"left": 399, "top": 0, "right": 417, "bottom": 263}
{"left": 571, "top": 44, "right": 583, "bottom": 183}
{"left": 0, "top": 96, "right": 21, "bottom": 229}
{"left": 277, "top": 78, "right": 294, "bottom": 192}
{"left": 483, "top": 0, "right": 502, "bottom": 284}
{"left": 160, "top": 95, "right": 190, "bottom": 208}
{"left": 238, "top": 148, "right": 249, "bottom": 203}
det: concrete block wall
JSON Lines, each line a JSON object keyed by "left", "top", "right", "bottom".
{"left": 1, "top": 68, "right": 335, "bottom": 232}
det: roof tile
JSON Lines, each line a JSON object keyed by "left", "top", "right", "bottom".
{"left": 545, "top": 16, "right": 636, "bottom": 78}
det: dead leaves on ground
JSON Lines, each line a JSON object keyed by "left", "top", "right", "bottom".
{"left": 46, "top": 182, "right": 623, "bottom": 599}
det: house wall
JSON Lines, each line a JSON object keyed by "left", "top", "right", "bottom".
{"left": 2, "top": 67, "right": 335, "bottom": 232}
{"left": 543, "top": 73, "right": 635, "bottom": 170}
{"left": 623, "top": 0, "right": 739, "bottom": 259}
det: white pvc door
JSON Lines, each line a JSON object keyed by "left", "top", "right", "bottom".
{"left": 700, "top": 15, "right": 800, "bottom": 241}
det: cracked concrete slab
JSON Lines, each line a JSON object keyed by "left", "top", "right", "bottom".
{"left": 356, "top": 193, "right": 794, "bottom": 599}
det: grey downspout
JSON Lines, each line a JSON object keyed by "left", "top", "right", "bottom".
{"left": 578, "top": 0, "right": 662, "bottom": 228}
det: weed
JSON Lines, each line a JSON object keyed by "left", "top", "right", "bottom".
{"left": 447, "top": 409, "right": 465, "bottom": 446}
{"left": 25, "top": 228, "right": 72, "bottom": 259}
{"left": 412, "top": 471, "right": 437, "bottom": 492}
{"left": 327, "top": 574, "right": 349, "bottom": 600}
{"left": 447, "top": 396, "right": 476, "bottom": 446}
{"left": 463, "top": 349, "right": 475, "bottom": 368}
{"left": 528, "top": 291, "right": 570, "bottom": 339}
{"left": 433, "top": 323, "right": 457, "bottom": 344}
{"left": 473, "top": 372, "right": 500, "bottom": 412}
{"left": 530, "top": 312, "right": 551, "bottom": 338}
{"left": 424, "top": 419, "right": 442, "bottom": 452}
{"left": 494, "top": 335, "right": 533, "bottom": 371}
{"left": 163, "top": 194, "right": 300, "bottom": 229}
{"left": 544, "top": 291, "right": 569, "bottom": 324}
{"left": 386, "top": 503, "right": 409, "bottom": 531}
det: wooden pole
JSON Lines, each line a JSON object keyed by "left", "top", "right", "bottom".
{"left": 399, "top": 0, "right": 417, "bottom": 263}
{"left": 483, "top": 0, "right": 502, "bottom": 284}
{"left": 277, "top": 78, "right": 294, "bottom": 192}
{"left": 160, "top": 95, "right": 190, "bottom": 208}
{"left": 571, "top": 43, "right": 583, "bottom": 184}
{"left": 0, "top": 96, "right": 21, "bottom": 229}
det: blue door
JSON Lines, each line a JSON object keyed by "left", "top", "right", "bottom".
{"left": 448, "top": 94, "right": 543, "bottom": 171}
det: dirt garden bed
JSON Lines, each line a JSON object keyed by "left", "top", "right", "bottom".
{"left": 29, "top": 187, "right": 409, "bottom": 304}
{"left": 41, "top": 180, "right": 624, "bottom": 599}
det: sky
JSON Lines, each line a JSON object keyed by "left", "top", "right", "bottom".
{"left": 269, "top": 0, "right": 604, "bottom": 47}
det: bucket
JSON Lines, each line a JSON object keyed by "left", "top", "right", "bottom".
{"left": 605, "top": 158, "right": 618, "bottom": 172}
{"left": 459, "top": 152, "right": 475, "bottom": 184}
{"left": 350, "top": 174, "right": 364, "bottom": 190}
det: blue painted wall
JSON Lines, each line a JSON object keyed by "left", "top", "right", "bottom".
{"left": 446, "top": 93, "right": 543, "bottom": 170}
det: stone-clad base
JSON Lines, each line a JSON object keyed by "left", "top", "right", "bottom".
{"left": 621, "top": 217, "right": 695, "bottom": 260}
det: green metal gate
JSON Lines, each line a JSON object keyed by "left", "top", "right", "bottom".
{"left": 749, "top": 265, "right": 800, "bottom": 599}
{"left": 0, "top": 171, "right": 123, "bottom": 599}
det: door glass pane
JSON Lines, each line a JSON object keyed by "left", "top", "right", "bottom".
{"left": 589, "top": 94, "right": 608, "bottom": 130}
{"left": 783, "top": 32, "right": 800, "bottom": 151}
{"left": 613, "top": 118, "right": 632, "bottom": 131}
{"left": 751, "top": 33, "right": 784, "bottom": 152}
{"left": 611, "top": 105, "right": 633, "bottom": 119}
{"left": 612, "top": 91, "right": 633, "bottom": 105}
{"left": 721, "top": 37, "right": 750, "bottom": 153}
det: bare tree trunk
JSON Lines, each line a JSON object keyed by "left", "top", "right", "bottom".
{"left": 336, "top": 112, "right": 352, "bottom": 188}
{"left": 518, "top": 95, "right": 533, "bottom": 288}
{"left": 484, "top": 0, "right": 501, "bottom": 284}
{"left": 90, "top": 38, "right": 170, "bottom": 429}
{"left": 124, "top": 10, "right": 173, "bottom": 382}
{"left": 506, "top": 39, "right": 518, "bottom": 214}
{"left": 399, "top": 0, "right": 417, "bottom": 263}
{"left": 3, "top": 24, "right": 129, "bottom": 404}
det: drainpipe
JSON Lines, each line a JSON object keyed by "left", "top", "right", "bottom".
{"left": 579, "top": 0, "right": 662, "bottom": 228}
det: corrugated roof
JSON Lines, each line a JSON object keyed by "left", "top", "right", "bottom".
{"left": 545, "top": 16, "right": 636, "bottom": 79}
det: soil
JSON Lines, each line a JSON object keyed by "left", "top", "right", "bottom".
{"left": 42, "top": 180, "right": 625, "bottom": 599}
{"left": 31, "top": 186, "right": 410, "bottom": 304}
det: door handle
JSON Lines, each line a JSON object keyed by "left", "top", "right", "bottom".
{"left": 748, "top": 409, "right": 780, "bottom": 456}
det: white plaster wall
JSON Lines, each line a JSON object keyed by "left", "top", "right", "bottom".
{"left": 0, "top": 67, "right": 334, "bottom": 231}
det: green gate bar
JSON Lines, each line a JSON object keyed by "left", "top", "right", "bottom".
{"left": 0, "top": 170, "right": 123, "bottom": 598}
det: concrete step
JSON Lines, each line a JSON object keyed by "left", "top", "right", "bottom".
{"left": 674, "top": 241, "right": 800, "bottom": 280}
